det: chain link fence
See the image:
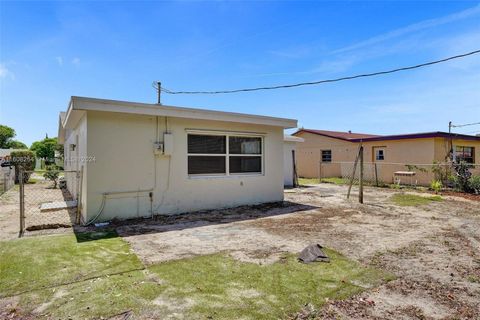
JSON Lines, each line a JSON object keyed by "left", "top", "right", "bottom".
{"left": 0, "top": 166, "right": 15, "bottom": 195}
{"left": 19, "top": 169, "right": 81, "bottom": 236}
{"left": 318, "top": 161, "right": 480, "bottom": 188}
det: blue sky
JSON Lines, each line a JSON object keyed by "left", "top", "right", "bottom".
{"left": 1, "top": 1, "right": 479, "bottom": 146}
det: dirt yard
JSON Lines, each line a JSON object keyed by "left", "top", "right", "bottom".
{"left": 1, "top": 182, "right": 479, "bottom": 319}
{"left": 0, "top": 174, "right": 76, "bottom": 240}
{"left": 115, "top": 184, "right": 480, "bottom": 319}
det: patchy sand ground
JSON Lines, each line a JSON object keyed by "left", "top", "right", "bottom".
{"left": 116, "top": 184, "right": 480, "bottom": 319}
{"left": 0, "top": 176, "right": 76, "bottom": 240}
{"left": 2, "top": 183, "right": 479, "bottom": 319}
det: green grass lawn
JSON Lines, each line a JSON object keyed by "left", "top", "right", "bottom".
{"left": 298, "top": 177, "right": 349, "bottom": 186}
{"left": 298, "top": 177, "right": 320, "bottom": 185}
{"left": 0, "top": 232, "right": 393, "bottom": 319}
{"left": 148, "top": 252, "right": 393, "bottom": 319}
{"left": 390, "top": 193, "right": 442, "bottom": 206}
{"left": 0, "top": 231, "right": 143, "bottom": 297}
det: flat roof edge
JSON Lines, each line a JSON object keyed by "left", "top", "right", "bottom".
{"left": 70, "top": 96, "right": 297, "bottom": 128}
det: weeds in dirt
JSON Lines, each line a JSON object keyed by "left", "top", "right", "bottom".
{"left": 298, "top": 178, "right": 321, "bottom": 185}
{"left": 390, "top": 193, "right": 442, "bottom": 206}
{"left": 148, "top": 251, "right": 393, "bottom": 319}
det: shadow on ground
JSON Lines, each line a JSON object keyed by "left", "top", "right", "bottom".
{"left": 73, "top": 201, "right": 319, "bottom": 242}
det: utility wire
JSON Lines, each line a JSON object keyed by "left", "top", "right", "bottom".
{"left": 451, "top": 121, "right": 480, "bottom": 128}
{"left": 158, "top": 49, "right": 480, "bottom": 95}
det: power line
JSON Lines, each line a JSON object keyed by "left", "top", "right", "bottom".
{"left": 158, "top": 49, "right": 480, "bottom": 95}
{"left": 451, "top": 121, "right": 480, "bottom": 128}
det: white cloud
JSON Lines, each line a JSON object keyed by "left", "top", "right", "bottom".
{"left": 0, "top": 63, "right": 15, "bottom": 80}
{"left": 56, "top": 56, "right": 64, "bottom": 66}
{"left": 332, "top": 3, "right": 480, "bottom": 54}
{"left": 72, "top": 57, "right": 80, "bottom": 66}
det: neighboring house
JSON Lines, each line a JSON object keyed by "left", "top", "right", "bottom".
{"left": 58, "top": 96, "right": 297, "bottom": 224}
{"left": 293, "top": 129, "right": 480, "bottom": 185}
{"left": 0, "top": 148, "right": 24, "bottom": 163}
{"left": 283, "top": 135, "right": 304, "bottom": 187}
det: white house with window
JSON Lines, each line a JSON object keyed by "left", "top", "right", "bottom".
{"left": 58, "top": 96, "right": 297, "bottom": 224}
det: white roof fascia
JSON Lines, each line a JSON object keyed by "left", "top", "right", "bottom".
{"left": 66, "top": 96, "right": 297, "bottom": 129}
{"left": 284, "top": 135, "right": 304, "bottom": 143}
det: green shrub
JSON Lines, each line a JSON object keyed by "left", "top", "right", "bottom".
{"left": 453, "top": 161, "right": 472, "bottom": 192}
{"left": 430, "top": 180, "right": 442, "bottom": 194}
{"left": 431, "top": 161, "right": 452, "bottom": 186}
{"left": 43, "top": 165, "right": 60, "bottom": 188}
{"left": 469, "top": 176, "right": 480, "bottom": 195}
{"left": 10, "top": 150, "right": 35, "bottom": 183}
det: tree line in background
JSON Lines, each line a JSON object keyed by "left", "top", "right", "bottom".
{"left": 0, "top": 125, "right": 27, "bottom": 149}
{"left": 1, "top": 124, "right": 63, "bottom": 163}
{"left": 1, "top": 124, "right": 64, "bottom": 185}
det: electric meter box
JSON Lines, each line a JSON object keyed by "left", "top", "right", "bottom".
{"left": 163, "top": 133, "right": 173, "bottom": 156}
{"left": 153, "top": 142, "right": 164, "bottom": 155}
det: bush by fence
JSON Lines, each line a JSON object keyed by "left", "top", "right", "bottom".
{"left": 10, "top": 150, "right": 35, "bottom": 183}
{"left": 314, "top": 161, "right": 480, "bottom": 192}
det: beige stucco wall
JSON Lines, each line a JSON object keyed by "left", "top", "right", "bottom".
{"left": 294, "top": 131, "right": 357, "bottom": 178}
{"left": 362, "top": 138, "right": 435, "bottom": 185}
{"left": 435, "top": 138, "right": 480, "bottom": 176}
{"left": 294, "top": 132, "right": 480, "bottom": 186}
{"left": 81, "top": 111, "right": 284, "bottom": 222}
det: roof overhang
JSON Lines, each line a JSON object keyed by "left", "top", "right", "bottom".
{"left": 293, "top": 129, "right": 378, "bottom": 142}
{"left": 61, "top": 96, "right": 297, "bottom": 130}
{"left": 58, "top": 112, "right": 66, "bottom": 144}
{"left": 284, "top": 135, "right": 304, "bottom": 143}
{"left": 350, "top": 132, "right": 480, "bottom": 142}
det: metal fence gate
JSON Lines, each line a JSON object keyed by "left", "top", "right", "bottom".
{"left": 0, "top": 167, "right": 15, "bottom": 195}
{"left": 19, "top": 169, "right": 82, "bottom": 237}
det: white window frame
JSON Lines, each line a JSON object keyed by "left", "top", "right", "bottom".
{"left": 321, "top": 149, "right": 332, "bottom": 163}
{"left": 454, "top": 145, "right": 475, "bottom": 164}
{"left": 187, "top": 131, "right": 264, "bottom": 178}
{"left": 375, "top": 149, "right": 385, "bottom": 161}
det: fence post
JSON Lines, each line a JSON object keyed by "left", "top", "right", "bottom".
{"left": 318, "top": 162, "right": 322, "bottom": 183}
{"left": 76, "top": 166, "right": 84, "bottom": 225}
{"left": 291, "top": 150, "right": 298, "bottom": 188}
{"left": 347, "top": 146, "right": 361, "bottom": 199}
{"left": 374, "top": 162, "right": 379, "bottom": 187}
{"left": 19, "top": 168, "right": 25, "bottom": 237}
{"left": 359, "top": 145, "right": 364, "bottom": 204}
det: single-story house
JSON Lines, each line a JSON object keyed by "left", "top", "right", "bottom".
{"left": 283, "top": 135, "right": 304, "bottom": 187}
{"left": 58, "top": 96, "right": 297, "bottom": 224}
{"left": 293, "top": 129, "right": 480, "bottom": 185}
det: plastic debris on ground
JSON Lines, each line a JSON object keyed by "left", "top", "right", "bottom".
{"left": 298, "top": 244, "right": 330, "bottom": 264}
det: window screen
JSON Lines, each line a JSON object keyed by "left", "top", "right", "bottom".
{"left": 229, "top": 156, "right": 262, "bottom": 173}
{"left": 229, "top": 137, "right": 262, "bottom": 154}
{"left": 188, "top": 156, "right": 226, "bottom": 174}
{"left": 188, "top": 134, "right": 226, "bottom": 154}
{"left": 321, "top": 150, "right": 332, "bottom": 162}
